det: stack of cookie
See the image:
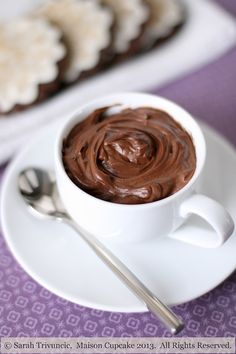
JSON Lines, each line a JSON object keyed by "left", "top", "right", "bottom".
{"left": 0, "top": 0, "right": 185, "bottom": 115}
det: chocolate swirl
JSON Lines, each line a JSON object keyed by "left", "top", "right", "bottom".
{"left": 62, "top": 106, "right": 196, "bottom": 204}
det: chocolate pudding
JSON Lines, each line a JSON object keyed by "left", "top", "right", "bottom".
{"left": 62, "top": 106, "right": 196, "bottom": 204}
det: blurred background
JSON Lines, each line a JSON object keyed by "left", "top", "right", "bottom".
{"left": 0, "top": 0, "right": 236, "bottom": 165}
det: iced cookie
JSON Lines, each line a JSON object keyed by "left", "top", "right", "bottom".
{"left": 102, "top": 0, "right": 150, "bottom": 57}
{"left": 36, "top": 0, "right": 114, "bottom": 83}
{"left": 142, "top": 0, "right": 185, "bottom": 50}
{"left": 0, "top": 18, "right": 66, "bottom": 115}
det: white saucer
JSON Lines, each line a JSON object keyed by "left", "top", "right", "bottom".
{"left": 1, "top": 121, "right": 236, "bottom": 312}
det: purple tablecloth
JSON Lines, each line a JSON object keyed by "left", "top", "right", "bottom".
{"left": 0, "top": 0, "right": 236, "bottom": 339}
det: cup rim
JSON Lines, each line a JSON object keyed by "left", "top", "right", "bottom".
{"left": 55, "top": 92, "right": 206, "bottom": 209}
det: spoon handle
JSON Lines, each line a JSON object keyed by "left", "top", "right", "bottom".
{"left": 65, "top": 218, "right": 184, "bottom": 334}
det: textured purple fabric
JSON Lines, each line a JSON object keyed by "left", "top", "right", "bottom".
{"left": 0, "top": 1, "right": 236, "bottom": 339}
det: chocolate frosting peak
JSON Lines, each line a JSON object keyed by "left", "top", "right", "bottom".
{"left": 62, "top": 106, "right": 196, "bottom": 204}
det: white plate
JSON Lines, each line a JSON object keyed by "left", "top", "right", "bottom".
{"left": 0, "top": 0, "right": 236, "bottom": 164}
{"left": 1, "top": 121, "right": 236, "bottom": 312}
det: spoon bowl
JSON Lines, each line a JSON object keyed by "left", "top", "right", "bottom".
{"left": 19, "top": 168, "right": 66, "bottom": 220}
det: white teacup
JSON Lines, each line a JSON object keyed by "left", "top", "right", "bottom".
{"left": 55, "top": 92, "right": 234, "bottom": 247}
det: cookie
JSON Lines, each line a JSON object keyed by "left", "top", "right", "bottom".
{"left": 102, "top": 0, "right": 150, "bottom": 58}
{"left": 36, "top": 0, "right": 114, "bottom": 83}
{"left": 142, "top": 0, "right": 185, "bottom": 50}
{"left": 0, "top": 17, "right": 66, "bottom": 115}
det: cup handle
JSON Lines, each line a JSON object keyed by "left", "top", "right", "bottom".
{"left": 175, "top": 194, "right": 234, "bottom": 248}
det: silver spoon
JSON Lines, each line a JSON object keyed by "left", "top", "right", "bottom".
{"left": 18, "top": 167, "right": 184, "bottom": 334}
